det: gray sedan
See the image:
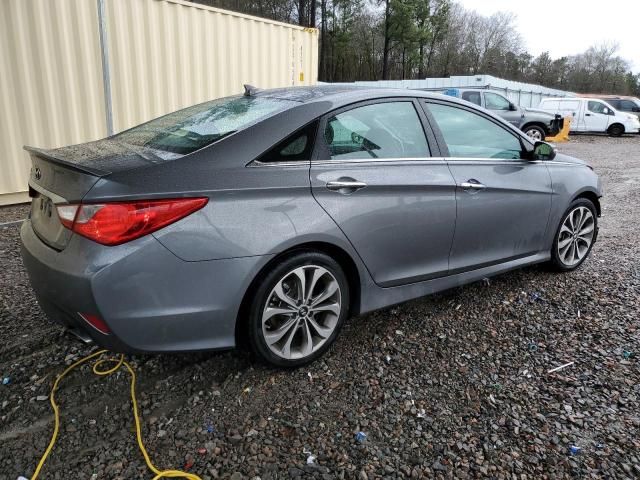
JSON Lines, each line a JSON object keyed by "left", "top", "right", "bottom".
{"left": 20, "top": 86, "right": 602, "bottom": 366}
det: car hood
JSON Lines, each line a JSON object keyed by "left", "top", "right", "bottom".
{"left": 523, "top": 107, "right": 556, "bottom": 118}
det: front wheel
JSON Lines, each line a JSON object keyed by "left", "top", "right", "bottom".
{"left": 247, "top": 252, "right": 349, "bottom": 367}
{"left": 523, "top": 125, "right": 546, "bottom": 142}
{"left": 550, "top": 199, "right": 597, "bottom": 271}
{"left": 607, "top": 124, "right": 624, "bottom": 137}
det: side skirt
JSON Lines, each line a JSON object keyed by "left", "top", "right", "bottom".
{"left": 359, "top": 252, "right": 550, "bottom": 315}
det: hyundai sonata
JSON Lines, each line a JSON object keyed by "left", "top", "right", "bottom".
{"left": 21, "top": 85, "right": 602, "bottom": 366}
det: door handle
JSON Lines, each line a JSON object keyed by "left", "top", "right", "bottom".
{"left": 585, "top": 113, "right": 592, "bottom": 116}
{"left": 460, "top": 180, "right": 487, "bottom": 190}
{"left": 326, "top": 179, "right": 367, "bottom": 193}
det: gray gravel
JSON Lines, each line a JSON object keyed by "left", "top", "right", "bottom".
{"left": 1, "top": 135, "right": 639, "bottom": 479}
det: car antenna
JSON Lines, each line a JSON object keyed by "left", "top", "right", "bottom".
{"left": 244, "top": 84, "right": 260, "bottom": 97}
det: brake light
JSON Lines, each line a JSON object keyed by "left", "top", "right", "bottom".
{"left": 56, "top": 198, "right": 208, "bottom": 245}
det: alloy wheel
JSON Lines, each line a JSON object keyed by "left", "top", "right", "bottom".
{"left": 525, "top": 128, "right": 543, "bottom": 141}
{"left": 261, "top": 265, "right": 342, "bottom": 360}
{"left": 557, "top": 206, "right": 595, "bottom": 266}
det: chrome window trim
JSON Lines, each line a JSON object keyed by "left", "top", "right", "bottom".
{"left": 445, "top": 157, "right": 585, "bottom": 167}
{"left": 248, "top": 160, "right": 310, "bottom": 168}
{"left": 249, "top": 157, "right": 582, "bottom": 167}
{"left": 311, "top": 157, "right": 448, "bottom": 166}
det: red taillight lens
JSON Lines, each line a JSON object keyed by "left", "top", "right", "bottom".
{"left": 57, "top": 198, "right": 208, "bottom": 246}
{"left": 78, "top": 312, "right": 111, "bottom": 334}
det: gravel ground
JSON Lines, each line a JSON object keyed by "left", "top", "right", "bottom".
{"left": 1, "top": 135, "right": 639, "bottom": 479}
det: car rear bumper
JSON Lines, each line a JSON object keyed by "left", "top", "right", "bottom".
{"left": 20, "top": 220, "right": 268, "bottom": 353}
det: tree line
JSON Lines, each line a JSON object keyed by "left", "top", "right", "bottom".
{"left": 194, "top": 0, "right": 640, "bottom": 95}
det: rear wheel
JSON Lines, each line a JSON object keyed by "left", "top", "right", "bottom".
{"left": 247, "top": 252, "right": 349, "bottom": 367}
{"left": 607, "top": 124, "right": 624, "bottom": 137}
{"left": 523, "top": 124, "right": 546, "bottom": 142}
{"left": 550, "top": 199, "right": 597, "bottom": 271}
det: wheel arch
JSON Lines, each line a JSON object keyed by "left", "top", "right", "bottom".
{"left": 607, "top": 123, "right": 625, "bottom": 135}
{"left": 573, "top": 190, "right": 601, "bottom": 216}
{"left": 522, "top": 121, "right": 548, "bottom": 134}
{"left": 234, "top": 241, "right": 362, "bottom": 346}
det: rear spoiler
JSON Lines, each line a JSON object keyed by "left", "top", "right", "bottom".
{"left": 24, "top": 146, "right": 110, "bottom": 177}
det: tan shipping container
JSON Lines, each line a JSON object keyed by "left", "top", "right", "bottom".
{"left": 0, "top": 0, "right": 318, "bottom": 205}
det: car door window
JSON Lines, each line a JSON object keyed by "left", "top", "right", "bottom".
{"left": 427, "top": 103, "right": 522, "bottom": 159}
{"left": 619, "top": 100, "right": 638, "bottom": 111}
{"left": 324, "top": 102, "right": 430, "bottom": 160}
{"left": 461, "top": 91, "right": 482, "bottom": 106}
{"left": 588, "top": 101, "right": 608, "bottom": 114}
{"left": 484, "top": 93, "right": 511, "bottom": 111}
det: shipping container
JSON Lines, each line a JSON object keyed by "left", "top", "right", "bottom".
{"left": 0, "top": 0, "right": 318, "bottom": 205}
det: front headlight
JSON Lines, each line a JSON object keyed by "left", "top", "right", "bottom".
{"left": 626, "top": 114, "right": 638, "bottom": 122}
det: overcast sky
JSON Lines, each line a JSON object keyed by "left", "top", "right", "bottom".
{"left": 457, "top": 0, "right": 640, "bottom": 72}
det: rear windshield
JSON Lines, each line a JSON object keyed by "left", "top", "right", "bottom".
{"left": 115, "top": 95, "right": 296, "bottom": 156}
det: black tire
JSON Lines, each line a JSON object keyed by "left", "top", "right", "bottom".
{"left": 247, "top": 251, "right": 350, "bottom": 367}
{"left": 523, "top": 124, "right": 546, "bottom": 142}
{"left": 550, "top": 198, "right": 598, "bottom": 272}
{"left": 607, "top": 124, "right": 624, "bottom": 137}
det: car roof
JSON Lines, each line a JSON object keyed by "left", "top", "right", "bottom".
{"left": 251, "top": 84, "right": 457, "bottom": 106}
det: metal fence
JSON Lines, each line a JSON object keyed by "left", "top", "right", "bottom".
{"left": 325, "top": 75, "right": 575, "bottom": 108}
{"left": 0, "top": 0, "right": 318, "bottom": 205}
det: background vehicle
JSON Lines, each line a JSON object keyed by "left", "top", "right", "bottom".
{"left": 430, "top": 87, "right": 563, "bottom": 141}
{"left": 578, "top": 94, "right": 640, "bottom": 121}
{"left": 20, "top": 86, "right": 602, "bottom": 367}
{"left": 538, "top": 98, "right": 640, "bottom": 136}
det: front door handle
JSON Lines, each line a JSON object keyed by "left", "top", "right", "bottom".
{"left": 460, "top": 180, "right": 487, "bottom": 190}
{"left": 326, "top": 178, "right": 367, "bottom": 194}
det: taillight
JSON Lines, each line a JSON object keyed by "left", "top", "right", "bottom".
{"left": 56, "top": 198, "right": 208, "bottom": 246}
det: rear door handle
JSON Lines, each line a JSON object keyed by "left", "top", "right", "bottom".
{"left": 460, "top": 180, "right": 487, "bottom": 190}
{"left": 326, "top": 179, "right": 367, "bottom": 193}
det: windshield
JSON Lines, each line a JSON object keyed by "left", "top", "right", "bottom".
{"left": 115, "top": 95, "right": 296, "bottom": 156}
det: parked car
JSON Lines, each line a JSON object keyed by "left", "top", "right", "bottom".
{"left": 594, "top": 96, "right": 640, "bottom": 121}
{"left": 429, "top": 87, "right": 563, "bottom": 141}
{"left": 538, "top": 97, "right": 640, "bottom": 136}
{"left": 21, "top": 86, "right": 602, "bottom": 367}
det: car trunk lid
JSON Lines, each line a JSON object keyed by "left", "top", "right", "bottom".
{"left": 25, "top": 140, "right": 166, "bottom": 250}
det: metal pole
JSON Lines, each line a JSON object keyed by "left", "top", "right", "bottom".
{"left": 97, "top": 0, "right": 114, "bottom": 136}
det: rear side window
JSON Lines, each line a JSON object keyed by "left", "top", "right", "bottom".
{"left": 461, "top": 91, "right": 482, "bottom": 106}
{"left": 605, "top": 99, "right": 622, "bottom": 109}
{"left": 258, "top": 121, "right": 318, "bottom": 163}
{"left": 324, "top": 102, "right": 430, "bottom": 160}
{"left": 427, "top": 103, "right": 522, "bottom": 159}
{"left": 116, "top": 96, "right": 296, "bottom": 157}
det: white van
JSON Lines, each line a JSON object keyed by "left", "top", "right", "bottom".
{"left": 538, "top": 98, "right": 640, "bottom": 136}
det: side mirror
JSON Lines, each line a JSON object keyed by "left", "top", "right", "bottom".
{"left": 632, "top": 107, "right": 640, "bottom": 112}
{"left": 509, "top": 102, "right": 518, "bottom": 111}
{"left": 533, "top": 141, "right": 556, "bottom": 160}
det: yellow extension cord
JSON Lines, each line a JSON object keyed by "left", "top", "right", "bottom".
{"left": 31, "top": 349, "right": 202, "bottom": 480}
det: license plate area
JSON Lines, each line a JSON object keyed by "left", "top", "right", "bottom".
{"left": 30, "top": 193, "right": 72, "bottom": 250}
